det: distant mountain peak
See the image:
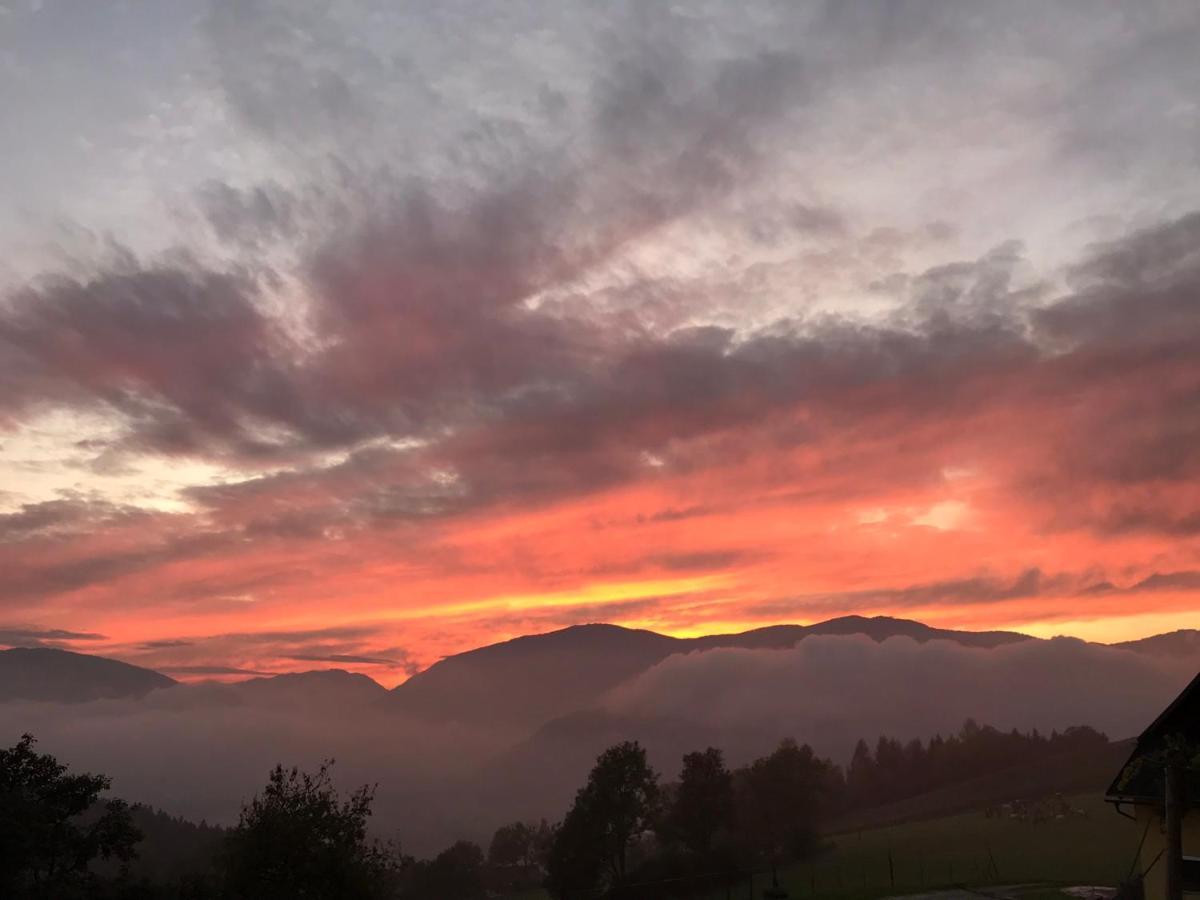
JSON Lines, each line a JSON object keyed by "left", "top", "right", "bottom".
{"left": 385, "top": 614, "right": 1032, "bottom": 729}
{"left": 0, "top": 646, "right": 175, "bottom": 703}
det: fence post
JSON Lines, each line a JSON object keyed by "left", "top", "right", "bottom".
{"left": 889, "top": 848, "right": 895, "bottom": 891}
{"left": 1166, "top": 762, "right": 1184, "bottom": 900}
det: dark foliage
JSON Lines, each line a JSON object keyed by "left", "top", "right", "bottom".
{"left": 842, "top": 720, "right": 1109, "bottom": 810}
{"left": 0, "top": 733, "right": 142, "bottom": 899}
{"left": 1, "top": 719, "right": 1113, "bottom": 898}
{"left": 222, "top": 761, "right": 403, "bottom": 900}
{"left": 734, "top": 738, "right": 837, "bottom": 887}
{"left": 663, "top": 747, "right": 734, "bottom": 858}
{"left": 546, "top": 741, "right": 659, "bottom": 897}
{"left": 486, "top": 819, "right": 554, "bottom": 892}
{"left": 401, "top": 840, "right": 485, "bottom": 900}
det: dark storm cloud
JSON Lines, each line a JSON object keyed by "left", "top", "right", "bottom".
{"left": 137, "top": 639, "right": 194, "bottom": 650}
{"left": 0, "top": 262, "right": 306, "bottom": 459}
{"left": 160, "top": 665, "right": 274, "bottom": 676}
{"left": 287, "top": 653, "right": 399, "bottom": 666}
{"left": 744, "top": 569, "right": 1064, "bottom": 619}
{"left": 1128, "top": 571, "right": 1200, "bottom": 592}
{"left": 748, "top": 566, "right": 1200, "bottom": 621}
{"left": 0, "top": 627, "right": 106, "bottom": 646}
{"left": 1, "top": 17, "right": 814, "bottom": 471}
{"left": 0, "top": 498, "right": 134, "bottom": 540}
{"left": 0, "top": 530, "right": 235, "bottom": 604}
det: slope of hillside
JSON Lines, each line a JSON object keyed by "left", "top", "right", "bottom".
{"left": 832, "top": 737, "right": 1135, "bottom": 832}
{"left": 0, "top": 647, "right": 176, "bottom": 702}
{"left": 688, "top": 615, "right": 1030, "bottom": 652}
{"left": 228, "top": 669, "right": 387, "bottom": 707}
{"left": 387, "top": 623, "right": 682, "bottom": 728}
{"left": 1114, "top": 628, "right": 1200, "bottom": 659}
{"left": 387, "top": 616, "right": 1032, "bottom": 729}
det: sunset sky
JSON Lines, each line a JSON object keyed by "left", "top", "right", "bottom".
{"left": 1, "top": 1, "right": 1199, "bottom": 686}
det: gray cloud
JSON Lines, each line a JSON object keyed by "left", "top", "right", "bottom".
{"left": 159, "top": 665, "right": 274, "bottom": 676}
{"left": 0, "top": 627, "right": 107, "bottom": 647}
{"left": 287, "top": 653, "right": 400, "bottom": 666}
{"left": 2, "top": 210, "right": 1199, "bottom": 612}
{"left": 1, "top": 2, "right": 1199, "bottom": 639}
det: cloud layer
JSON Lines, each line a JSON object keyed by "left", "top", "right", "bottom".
{"left": 0, "top": 1, "right": 1198, "bottom": 677}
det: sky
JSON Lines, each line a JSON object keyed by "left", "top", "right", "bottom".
{"left": 1, "top": 0, "right": 1199, "bottom": 686}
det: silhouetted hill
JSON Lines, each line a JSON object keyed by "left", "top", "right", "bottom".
{"left": 5, "top": 618, "right": 1192, "bottom": 717}
{"left": 1114, "top": 629, "right": 1200, "bottom": 659}
{"left": 0, "top": 647, "right": 175, "bottom": 702}
{"left": 687, "top": 614, "right": 1029, "bottom": 651}
{"left": 387, "top": 615, "right": 1031, "bottom": 729}
{"left": 229, "top": 668, "right": 387, "bottom": 706}
{"left": 387, "top": 623, "right": 680, "bottom": 728}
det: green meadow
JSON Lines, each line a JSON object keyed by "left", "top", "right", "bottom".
{"left": 520, "top": 794, "right": 1142, "bottom": 899}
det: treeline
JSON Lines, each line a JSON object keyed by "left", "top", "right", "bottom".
{"left": 0, "top": 721, "right": 1109, "bottom": 899}
{"left": 842, "top": 720, "right": 1108, "bottom": 809}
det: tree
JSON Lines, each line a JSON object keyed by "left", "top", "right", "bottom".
{"left": 547, "top": 741, "right": 659, "bottom": 896}
{"left": 0, "top": 733, "right": 141, "bottom": 899}
{"left": 487, "top": 820, "right": 550, "bottom": 892}
{"left": 845, "top": 738, "right": 876, "bottom": 807}
{"left": 404, "top": 840, "right": 485, "bottom": 900}
{"left": 222, "top": 760, "right": 402, "bottom": 900}
{"left": 736, "top": 738, "right": 834, "bottom": 888}
{"left": 488, "top": 821, "right": 535, "bottom": 869}
{"left": 665, "top": 747, "right": 734, "bottom": 858}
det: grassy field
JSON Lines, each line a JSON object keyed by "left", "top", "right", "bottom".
{"left": 765, "top": 793, "right": 1141, "bottom": 899}
{"left": 518, "top": 793, "right": 1143, "bottom": 899}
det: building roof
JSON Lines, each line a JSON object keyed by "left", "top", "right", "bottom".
{"left": 1107, "top": 669, "right": 1200, "bottom": 805}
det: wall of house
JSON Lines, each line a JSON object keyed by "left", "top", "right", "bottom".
{"left": 1136, "top": 805, "right": 1200, "bottom": 900}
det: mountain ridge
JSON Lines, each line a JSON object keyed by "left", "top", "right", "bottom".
{"left": 4, "top": 617, "right": 1196, "bottom": 710}
{"left": 0, "top": 646, "right": 176, "bottom": 703}
{"left": 383, "top": 615, "right": 1033, "bottom": 729}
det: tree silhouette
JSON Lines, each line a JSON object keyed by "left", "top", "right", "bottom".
{"left": 0, "top": 733, "right": 141, "bottom": 899}
{"left": 488, "top": 821, "right": 535, "bottom": 869}
{"left": 736, "top": 738, "right": 833, "bottom": 888}
{"left": 665, "top": 747, "right": 734, "bottom": 858}
{"left": 547, "top": 741, "right": 659, "bottom": 897}
{"left": 403, "top": 840, "right": 486, "bottom": 899}
{"left": 223, "top": 760, "right": 401, "bottom": 900}
{"left": 487, "top": 820, "right": 552, "bottom": 892}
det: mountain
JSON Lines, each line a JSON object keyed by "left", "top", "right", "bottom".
{"left": 6, "top": 616, "right": 1190, "bottom": 715}
{"left": 387, "top": 623, "right": 680, "bottom": 729}
{"left": 387, "top": 615, "right": 1031, "bottom": 729}
{"left": 0, "top": 647, "right": 176, "bottom": 702}
{"left": 226, "top": 669, "right": 387, "bottom": 707}
{"left": 687, "top": 614, "right": 1029, "bottom": 651}
{"left": 1114, "top": 629, "right": 1200, "bottom": 660}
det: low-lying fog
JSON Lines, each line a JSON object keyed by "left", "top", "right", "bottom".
{"left": 1, "top": 635, "right": 1193, "bottom": 855}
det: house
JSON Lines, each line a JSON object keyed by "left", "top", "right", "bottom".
{"left": 1107, "top": 671, "right": 1200, "bottom": 900}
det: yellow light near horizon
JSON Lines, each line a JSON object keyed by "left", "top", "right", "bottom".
{"left": 1017, "top": 608, "right": 1200, "bottom": 645}
{"left": 383, "top": 574, "right": 733, "bottom": 621}
{"left": 246, "top": 574, "right": 736, "bottom": 637}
